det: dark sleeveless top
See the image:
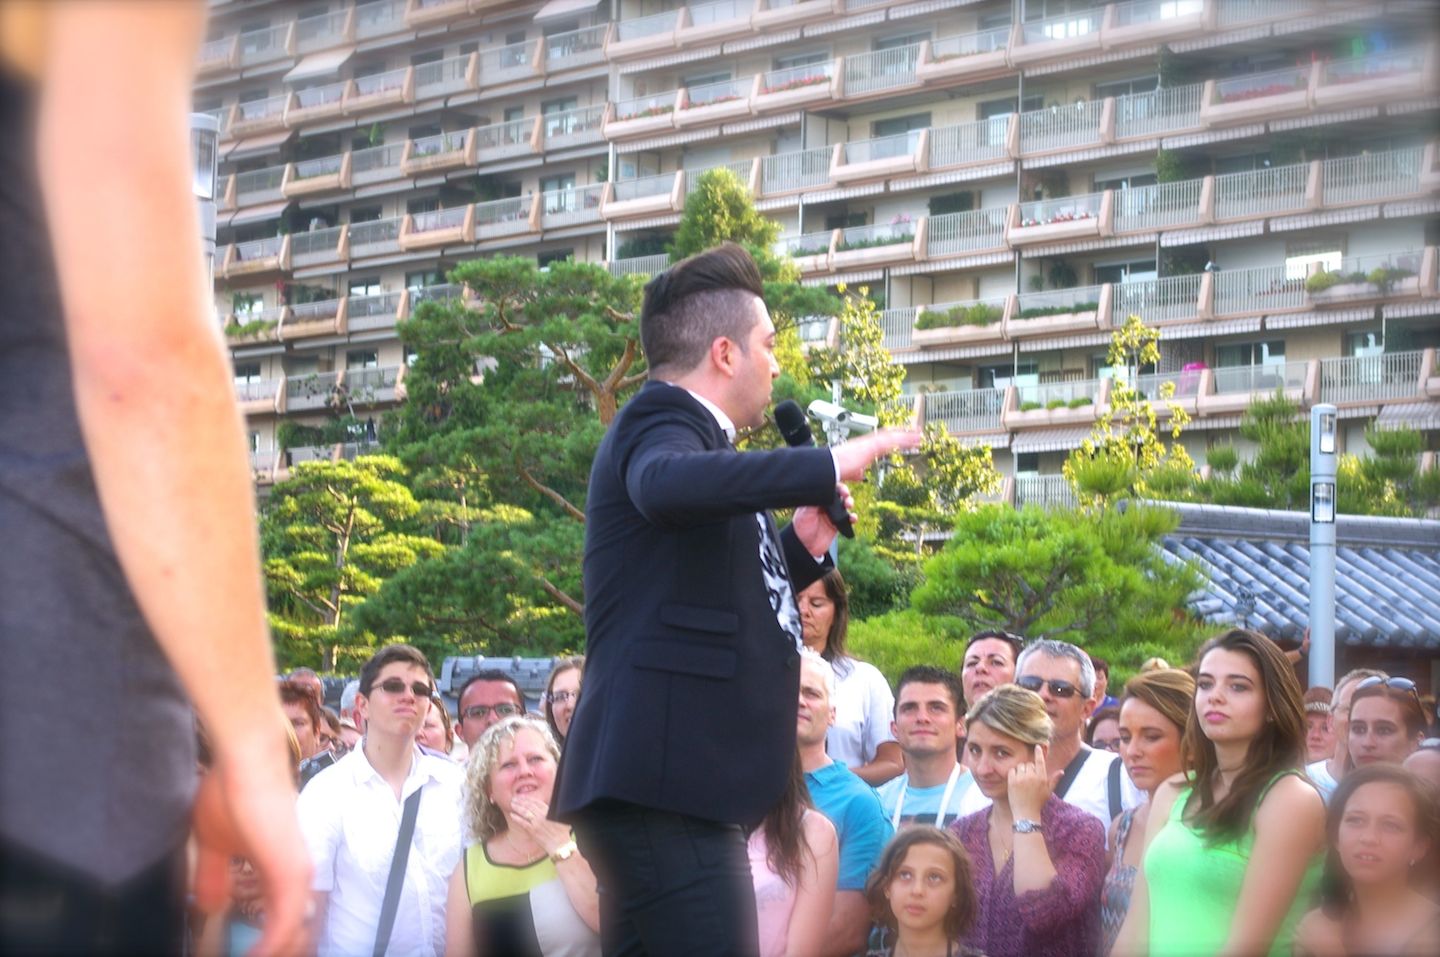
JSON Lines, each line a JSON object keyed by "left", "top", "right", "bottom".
{"left": 0, "top": 64, "right": 195, "bottom": 884}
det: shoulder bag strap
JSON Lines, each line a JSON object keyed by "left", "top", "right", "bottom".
{"left": 1053, "top": 747, "right": 1091, "bottom": 800}
{"left": 373, "top": 787, "right": 423, "bottom": 957}
{"left": 1108, "top": 754, "right": 1124, "bottom": 822}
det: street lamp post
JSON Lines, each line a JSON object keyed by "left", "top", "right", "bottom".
{"left": 1309, "top": 404, "right": 1338, "bottom": 688}
{"left": 190, "top": 113, "right": 219, "bottom": 309}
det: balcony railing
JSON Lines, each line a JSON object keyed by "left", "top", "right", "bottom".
{"left": 1322, "top": 148, "right": 1423, "bottom": 205}
{"left": 1218, "top": 0, "right": 1314, "bottom": 26}
{"left": 542, "top": 184, "right": 605, "bottom": 227}
{"left": 412, "top": 206, "right": 468, "bottom": 233}
{"left": 608, "top": 254, "right": 670, "bottom": 278}
{"left": 927, "top": 208, "right": 1007, "bottom": 256}
{"left": 1215, "top": 264, "right": 1305, "bottom": 314}
{"left": 233, "top": 236, "right": 284, "bottom": 263}
{"left": 1307, "top": 249, "right": 1424, "bottom": 299}
{"left": 931, "top": 26, "right": 1009, "bottom": 61}
{"left": 344, "top": 366, "right": 400, "bottom": 398}
{"left": 544, "top": 104, "right": 606, "bottom": 147}
{"left": 1018, "top": 377, "right": 1103, "bottom": 409}
{"left": 474, "top": 196, "right": 533, "bottom": 233}
{"left": 688, "top": 0, "right": 747, "bottom": 26}
{"left": 1215, "top": 163, "right": 1307, "bottom": 218}
{"left": 777, "top": 231, "right": 836, "bottom": 260}
{"left": 235, "top": 94, "right": 288, "bottom": 124}
{"left": 1020, "top": 100, "right": 1103, "bottom": 153}
{"left": 235, "top": 379, "right": 276, "bottom": 403}
{"left": 353, "top": 67, "right": 408, "bottom": 98}
{"left": 686, "top": 160, "right": 753, "bottom": 195}
{"left": 1017, "top": 192, "right": 1103, "bottom": 228}
{"left": 760, "top": 60, "right": 836, "bottom": 96}
{"left": 347, "top": 291, "right": 401, "bottom": 331}
{"left": 613, "top": 91, "right": 677, "bottom": 123}
{"left": 1212, "top": 360, "right": 1308, "bottom": 395}
{"left": 1114, "top": 179, "right": 1204, "bottom": 232}
{"left": 350, "top": 143, "right": 403, "bottom": 182}
{"left": 1320, "top": 351, "right": 1424, "bottom": 404}
{"left": 927, "top": 388, "right": 1006, "bottom": 434}
{"left": 295, "top": 9, "right": 348, "bottom": 52}
{"left": 1324, "top": 47, "right": 1425, "bottom": 86}
{"left": 479, "top": 39, "right": 537, "bottom": 83}
{"left": 415, "top": 55, "right": 472, "bottom": 97}
{"left": 411, "top": 129, "right": 469, "bottom": 158}
{"left": 683, "top": 77, "right": 750, "bottom": 109}
{"left": 355, "top": 0, "right": 405, "bottom": 38}
{"left": 1016, "top": 285, "right": 1103, "bottom": 319}
{"left": 881, "top": 308, "right": 915, "bottom": 350}
{"left": 200, "top": 37, "right": 233, "bottom": 65}
{"left": 475, "top": 117, "right": 533, "bottom": 156}
{"left": 1114, "top": 82, "right": 1204, "bottom": 139}
{"left": 289, "top": 298, "right": 342, "bottom": 322}
{"left": 291, "top": 226, "right": 344, "bottom": 261}
{"left": 838, "top": 218, "right": 916, "bottom": 252}
{"left": 286, "top": 372, "right": 339, "bottom": 410}
{"left": 238, "top": 24, "right": 289, "bottom": 65}
{"left": 1136, "top": 369, "right": 1204, "bottom": 401}
{"left": 292, "top": 81, "right": 347, "bottom": 112}
{"left": 411, "top": 283, "right": 463, "bottom": 307}
{"left": 1214, "top": 65, "right": 1309, "bottom": 105}
{"left": 844, "top": 44, "right": 921, "bottom": 96}
{"left": 927, "top": 117, "right": 1009, "bottom": 168}
{"left": 844, "top": 130, "right": 922, "bottom": 164}
{"left": 348, "top": 216, "right": 403, "bottom": 255}
{"left": 761, "top": 147, "right": 832, "bottom": 194}
{"left": 546, "top": 24, "right": 608, "bottom": 68}
{"left": 1016, "top": 474, "right": 1078, "bottom": 509}
{"left": 235, "top": 165, "right": 285, "bottom": 203}
{"left": 616, "top": 10, "right": 682, "bottom": 42}
{"left": 1110, "top": 274, "right": 1203, "bottom": 325}
{"left": 1021, "top": 9, "right": 1102, "bottom": 43}
{"left": 1114, "top": 0, "right": 1205, "bottom": 26}
{"left": 613, "top": 173, "right": 676, "bottom": 203}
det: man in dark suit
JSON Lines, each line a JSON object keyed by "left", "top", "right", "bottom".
{"left": 553, "top": 244, "right": 917, "bottom": 956}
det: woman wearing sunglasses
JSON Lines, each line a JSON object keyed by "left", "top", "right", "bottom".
{"left": 1111, "top": 629, "right": 1325, "bottom": 957}
{"left": 1348, "top": 677, "right": 1429, "bottom": 770}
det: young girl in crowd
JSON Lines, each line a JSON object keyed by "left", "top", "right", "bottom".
{"left": 952, "top": 685, "right": 1106, "bottom": 957}
{"left": 1347, "top": 676, "right": 1428, "bottom": 769}
{"left": 1099, "top": 667, "right": 1194, "bottom": 955}
{"left": 1114, "top": 628, "right": 1325, "bottom": 956}
{"left": 864, "top": 826, "right": 985, "bottom": 957}
{"left": 1294, "top": 765, "right": 1440, "bottom": 955}
{"left": 749, "top": 754, "right": 838, "bottom": 957}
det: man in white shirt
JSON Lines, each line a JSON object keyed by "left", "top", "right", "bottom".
{"left": 877, "top": 666, "right": 975, "bottom": 829}
{"left": 1306, "top": 668, "right": 1386, "bottom": 801}
{"left": 958, "top": 639, "right": 1142, "bottom": 832}
{"left": 298, "top": 644, "right": 465, "bottom": 957}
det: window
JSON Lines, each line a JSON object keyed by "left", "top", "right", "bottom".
{"left": 352, "top": 62, "right": 386, "bottom": 80}
{"left": 410, "top": 49, "right": 444, "bottom": 67}
{"left": 541, "top": 173, "right": 576, "bottom": 194}
{"left": 1216, "top": 340, "right": 1285, "bottom": 367}
{"left": 823, "top": 211, "right": 866, "bottom": 230}
{"left": 406, "top": 196, "right": 440, "bottom": 215}
{"left": 1214, "top": 153, "right": 1273, "bottom": 175}
{"left": 538, "top": 248, "right": 574, "bottom": 268}
{"left": 979, "top": 95, "right": 1043, "bottom": 120}
{"left": 875, "top": 32, "right": 929, "bottom": 51}
{"left": 408, "top": 122, "right": 442, "bottom": 140}
{"left": 775, "top": 51, "right": 828, "bottom": 70}
{"left": 234, "top": 362, "right": 262, "bottom": 383}
{"left": 348, "top": 276, "right": 382, "bottom": 297}
{"left": 504, "top": 106, "right": 525, "bottom": 124}
{"left": 346, "top": 350, "right": 379, "bottom": 370}
{"left": 1285, "top": 243, "right": 1342, "bottom": 280}
{"left": 1095, "top": 76, "right": 1159, "bottom": 99}
{"left": 248, "top": 431, "right": 261, "bottom": 454}
{"left": 504, "top": 30, "right": 526, "bottom": 45}
{"left": 979, "top": 362, "right": 1039, "bottom": 390}
{"left": 238, "top": 88, "right": 271, "bottom": 104}
{"left": 406, "top": 269, "right": 444, "bottom": 290}
{"left": 1016, "top": 453, "right": 1040, "bottom": 475}
{"left": 872, "top": 113, "right": 930, "bottom": 142}
{"left": 1094, "top": 172, "right": 1158, "bottom": 192}
{"left": 459, "top": 41, "right": 479, "bottom": 57}
{"left": 542, "top": 98, "right": 580, "bottom": 137}
{"left": 929, "top": 191, "right": 975, "bottom": 216}
{"left": 1346, "top": 330, "right": 1384, "bottom": 357}
{"left": 1094, "top": 259, "right": 1157, "bottom": 285}
{"left": 348, "top": 206, "right": 382, "bottom": 224}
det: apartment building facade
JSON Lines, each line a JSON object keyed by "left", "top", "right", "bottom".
{"left": 198, "top": 0, "right": 1440, "bottom": 501}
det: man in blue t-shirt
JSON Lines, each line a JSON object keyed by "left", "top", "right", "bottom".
{"left": 876, "top": 665, "right": 976, "bottom": 829}
{"left": 798, "top": 649, "right": 893, "bottom": 957}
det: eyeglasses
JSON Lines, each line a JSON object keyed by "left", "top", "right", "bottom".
{"left": 1017, "top": 675, "right": 1082, "bottom": 699}
{"left": 969, "top": 630, "right": 1025, "bottom": 655}
{"left": 1355, "top": 676, "right": 1422, "bottom": 702}
{"left": 377, "top": 678, "right": 433, "bottom": 699}
{"left": 547, "top": 690, "right": 579, "bottom": 706}
{"left": 462, "top": 702, "right": 522, "bottom": 721}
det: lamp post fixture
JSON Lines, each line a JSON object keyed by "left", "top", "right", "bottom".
{"left": 1309, "top": 404, "right": 1338, "bottom": 688}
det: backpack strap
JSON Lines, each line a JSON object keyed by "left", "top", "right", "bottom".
{"left": 374, "top": 786, "right": 423, "bottom": 957}
{"left": 1108, "top": 754, "right": 1124, "bottom": 822}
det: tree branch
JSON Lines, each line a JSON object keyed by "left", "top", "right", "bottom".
{"left": 602, "top": 337, "right": 639, "bottom": 392}
{"left": 536, "top": 575, "right": 584, "bottom": 616}
{"left": 518, "top": 466, "right": 585, "bottom": 523}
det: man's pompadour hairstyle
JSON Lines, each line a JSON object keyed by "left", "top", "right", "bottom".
{"left": 640, "top": 243, "right": 766, "bottom": 375}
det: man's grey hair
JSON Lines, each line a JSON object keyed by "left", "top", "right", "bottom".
{"left": 1017, "top": 639, "right": 1096, "bottom": 699}
{"left": 798, "top": 647, "right": 836, "bottom": 699}
{"left": 340, "top": 679, "right": 360, "bottom": 714}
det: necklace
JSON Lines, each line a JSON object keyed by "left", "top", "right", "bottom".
{"left": 988, "top": 821, "right": 1013, "bottom": 868}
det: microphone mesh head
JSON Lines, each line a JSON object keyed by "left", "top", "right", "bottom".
{"left": 773, "top": 400, "right": 812, "bottom": 446}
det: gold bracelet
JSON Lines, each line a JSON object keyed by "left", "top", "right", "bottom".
{"left": 550, "top": 838, "right": 578, "bottom": 863}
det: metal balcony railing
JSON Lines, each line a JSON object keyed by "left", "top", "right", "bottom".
{"left": 844, "top": 45, "right": 921, "bottom": 96}
{"left": 776, "top": 231, "right": 836, "bottom": 259}
{"left": 1020, "top": 100, "right": 1103, "bottom": 153}
{"left": 235, "top": 379, "right": 276, "bottom": 403}
{"left": 353, "top": 67, "right": 408, "bottom": 98}
{"left": 347, "top": 292, "right": 401, "bottom": 330}
{"left": 1113, "top": 0, "right": 1205, "bottom": 26}
{"left": 412, "top": 130, "right": 469, "bottom": 158}
{"left": 475, "top": 117, "right": 533, "bottom": 154}
{"left": 1110, "top": 274, "right": 1203, "bottom": 325}
{"left": 1016, "top": 285, "right": 1103, "bottom": 318}
{"left": 411, "top": 283, "right": 463, "bottom": 307}
{"left": 1021, "top": 9, "right": 1102, "bottom": 43}
{"left": 296, "top": 9, "right": 348, "bottom": 52}
{"left": 1322, "top": 148, "right": 1423, "bottom": 205}
{"left": 1215, "top": 163, "right": 1308, "bottom": 218}
{"left": 1018, "top": 377, "right": 1103, "bottom": 408}
{"left": 1308, "top": 249, "right": 1424, "bottom": 296}
{"left": 350, "top": 143, "right": 404, "bottom": 181}
{"left": 546, "top": 24, "right": 608, "bottom": 68}
{"left": 544, "top": 105, "right": 606, "bottom": 146}
{"left": 1016, "top": 474, "right": 1078, "bottom": 509}
{"left": 348, "top": 216, "right": 404, "bottom": 254}
{"left": 1017, "top": 192, "right": 1103, "bottom": 228}
{"left": 238, "top": 24, "right": 289, "bottom": 65}
{"left": 761, "top": 147, "right": 832, "bottom": 194}
{"left": 289, "top": 298, "right": 342, "bottom": 322}
{"left": 688, "top": 0, "right": 747, "bottom": 26}
{"left": 286, "top": 372, "right": 339, "bottom": 409}
{"left": 411, "top": 207, "right": 468, "bottom": 233}
{"left": 684, "top": 77, "right": 750, "bottom": 109}
{"left": 236, "top": 95, "right": 288, "bottom": 124}
{"left": 479, "top": 40, "right": 537, "bottom": 83}
{"left": 1215, "top": 264, "right": 1305, "bottom": 314}
{"left": 291, "top": 226, "right": 344, "bottom": 260}
{"left": 344, "top": 366, "right": 400, "bottom": 396}
{"left": 926, "top": 388, "right": 1006, "bottom": 433}
{"left": 1320, "top": 351, "right": 1423, "bottom": 404}
{"left": 1115, "top": 179, "right": 1204, "bottom": 232}
{"left": 760, "top": 61, "right": 836, "bottom": 96}
{"left": 1114, "top": 83, "right": 1204, "bottom": 139}
{"left": 354, "top": 0, "right": 405, "bottom": 39}
{"left": 843, "top": 130, "right": 922, "bottom": 164}
{"left": 235, "top": 165, "right": 286, "bottom": 202}
{"left": 542, "top": 184, "right": 605, "bottom": 227}
{"left": 1212, "top": 360, "right": 1308, "bottom": 395}
{"left": 838, "top": 218, "right": 917, "bottom": 252}
{"left": 608, "top": 254, "right": 670, "bottom": 278}
{"left": 927, "top": 208, "right": 1007, "bottom": 256}
{"left": 1218, "top": 0, "right": 1314, "bottom": 26}
{"left": 931, "top": 26, "right": 1009, "bottom": 61}
{"left": 474, "top": 196, "right": 532, "bottom": 230}
{"left": 616, "top": 10, "right": 682, "bottom": 42}
{"left": 922, "top": 297, "right": 1007, "bottom": 329}
{"left": 1324, "top": 48, "right": 1425, "bottom": 86}
{"left": 686, "top": 161, "right": 753, "bottom": 196}
{"left": 415, "top": 55, "right": 472, "bottom": 97}
{"left": 293, "top": 81, "right": 347, "bottom": 112}
{"left": 1214, "top": 66, "right": 1309, "bottom": 105}
{"left": 199, "top": 37, "right": 232, "bottom": 65}
{"left": 613, "top": 92, "right": 677, "bottom": 123}
{"left": 1136, "top": 369, "right": 1204, "bottom": 400}
{"left": 613, "top": 173, "right": 676, "bottom": 203}
{"left": 927, "top": 117, "right": 1009, "bottom": 168}
{"left": 880, "top": 308, "right": 916, "bottom": 350}
{"left": 233, "top": 236, "right": 284, "bottom": 263}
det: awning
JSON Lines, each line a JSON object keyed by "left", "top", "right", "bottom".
{"left": 226, "top": 199, "right": 291, "bottom": 228}
{"left": 1011, "top": 426, "right": 1093, "bottom": 454}
{"left": 534, "top": 0, "right": 603, "bottom": 22}
{"left": 224, "top": 130, "right": 293, "bottom": 161}
{"left": 1377, "top": 401, "right": 1440, "bottom": 431}
{"left": 1154, "top": 317, "right": 1262, "bottom": 339}
{"left": 285, "top": 48, "right": 354, "bottom": 83}
{"left": 1018, "top": 331, "right": 1113, "bottom": 352}
{"left": 1266, "top": 307, "right": 1374, "bottom": 329}
{"left": 897, "top": 342, "right": 1012, "bottom": 364}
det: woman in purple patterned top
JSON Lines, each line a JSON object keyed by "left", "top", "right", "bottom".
{"left": 950, "top": 685, "right": 1106, "bottom": 957}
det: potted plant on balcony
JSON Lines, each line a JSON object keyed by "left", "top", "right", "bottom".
{"left": 911, "top": 300, "right": 1006, "bottom": 347}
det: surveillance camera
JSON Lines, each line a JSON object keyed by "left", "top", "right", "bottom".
{"left": 808, "top": 399, "right": 850, "bottom": 423}
{"left": 807, "top": 399, "right": 877, "bottom": 436}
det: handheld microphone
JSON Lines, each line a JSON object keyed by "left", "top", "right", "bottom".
{"left": 773, "top": 400, "right": 855, "bottom": 539}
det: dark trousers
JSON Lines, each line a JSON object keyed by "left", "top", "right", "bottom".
{"left": 0, "top": 837, "right": 186, "bottom": 956}
{"left": 573, "top": 800, "right": 759, "bottom": 957}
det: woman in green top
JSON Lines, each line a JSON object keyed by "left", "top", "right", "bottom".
{"left": 1109, "top": 629, "right": 1326, "bottom": 957}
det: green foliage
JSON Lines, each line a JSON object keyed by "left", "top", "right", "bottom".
{"left": 225, "top": 318, "right": 277, "bottom": 338}
{"left": 1154, "top": 148, "right": 1201, "bottom": 184}
{"left": 1304, "top": 270, "right": 1344, "bottom": 293}
{"left": 1020, "top": 401, "right": 1042, "bottom": 412}
{"left": 1206, "top": 443, "right": 1239, "bottom": 475}
{"left": 616, "top": 233, "right": 671, "bottom": 259}
{"left": 848, "top": 610, "right": 969, "bottom": 685}
{"left": 1016, "top": 301, "right": 1099, "bottom": 319}
{"left": 914, "top": 302, "right": 1003, "bottom": 330}
{"left": 835, "top": 536, "right": 919, "bottom": 622}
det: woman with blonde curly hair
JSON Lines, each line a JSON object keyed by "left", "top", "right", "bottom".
{"left": 444, "top": 716, "right": 600, "bottom": 957}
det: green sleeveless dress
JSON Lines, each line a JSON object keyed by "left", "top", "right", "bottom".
{"left": 1144, "top": 770, "right": 1322, "bottom": 957}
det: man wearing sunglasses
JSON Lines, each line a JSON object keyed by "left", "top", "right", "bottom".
{"left": 456, "top": 669, "right": 526, "bottom": 747}
{"left": 297, "top": 644, "right": 464, "bottom": 957}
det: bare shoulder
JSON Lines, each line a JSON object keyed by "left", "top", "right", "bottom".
{"left": 803, "top": 808, "right": 839, "bottom": 854}
{"left": 1256, "top": 773, "right": 1325, "bottom": 819}
{"left": 1293, "top": 907, "right": 1343, "bottom": 957}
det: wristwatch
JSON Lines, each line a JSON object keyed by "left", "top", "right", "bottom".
{"left": 550, "top": 838, "right": 579, "bottom": 864}
{"left": 1013, "top": 819, "right": 1044, "bottom": 834}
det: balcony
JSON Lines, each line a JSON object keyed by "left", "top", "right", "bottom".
{"left": 1304, "top": 249, "right": 1432, "bottom": 308}
{"left": 408, "top": 283, "right": 465, "bottom": 315}
{"left": 755, "top": 0, "right": 834, "bottom": 31}
{"left": 831, "top": 129, "right": 926, "bottom": 183}
{"left": 1009, "top": 192, "right": 1113, "bottom": 246}
{"left": 401, "top": 205, "right": 474, "bottom": 250}
{"left": 285, "top": 298, "right": 345, "bottom": 339}
{"left": 1320, "top": 351, "right": 1426, "bottom": 405}
{"left": 911, "top": 298, "right": 1008, "bottom": 349}
{"left": 1010, "top": 9, "right": 1103, "bottom": 66}
{"left": 1201, "top": 64, "right": 1313, "bottom": 126}
{"left": 1135, "top": 369, "right": 1203, "bottom": 416}
{"left": 286, "top": 80, "right": 348, "bottom": 124}
{"left": 225, "top": 308, "right": 284, "bottom": 345}
{"left": 402, "top": 129, "right": 476, "bottom": 175}
{"left": 405, "top": 0, "right": 469, "bottom": 28}
{"left": 542, "top": 184, "right": 605, "bottom": 229}
{"left": 346, "top": 291, "right": 403, "bottom": 333}
{"left": 879, "top": 307, "right": 915, "bottom": 350}
{"left": 229, "top": 95, "right": 289, "bottom": 138}
{"left": 1201, "top": 359, "right": 1309, "bottom": 415}
{"left": 926, "top": 117, "right": 1012, "bottom": 171}
{"left": 237, "top": 23, "right": 294, "bottom": 68}
{"left": 479, "top": 39, "right": 541, "bottom": 87}
{"left": 475, "top": 117, "right": 541, "bottom": 162}
{"left": 678, "top": 0, "right": 753, "bottom": 47}
{"left": 234, "top": 165, "right": 286, "bottom": 206}
{"left": 342, "top": 366, "right": 401, "bottom": 405}
{"left": 1020, "top": 99, "right": 1110, "bottom": 155}
{"left": 355, "top": 0, "right": 407, "bottom": 40}
{"left": 1114, "top": 178, "right": 1206, "bottom": 233}
{"left": 1015, "top": 474, "right": 1078, "bottom": 510}
{"left": 235, "top": 379, "right": 281, "bottom": 415}
{"left": 677, "top": 77, "right": 755, "bottom": 127}
{"left": 605, "top": 92, "right": 681, "bottom": 139}
{"left": 608, "top": 254, "right": 671, "bottom": 279}
{"left": 917, "top": 27, "right": 1010, "bottom": 85}
{"left": 350, "top": 143, "right": 405, "bottom": 187}
{"left": 348, "top": 216, "right": 404, "bottom": 259}
{"left": 344, "top": 67, "right": 413, "bottom": 114}
{"left": 545, "top": 24, "right": 610, "bottom": 72}
{"left": 1321, "top": 148, "right": 1425, "bottom": 206}
{"left": 544, "top": 105, "right": 606, "bottom": 151}
{"left": 1214, "top": 162, "right": 1314, "bottom": 219}
{"left": 1214, "top": 264, "right": 1305, "bottom": 317}
{"left": 686, "top": 160, "right": 757, "bottom": 198}
{"left": 832, "top": 217, "right": 921, "bottom": 270}
{"left": 925, "top": 207, "right": 1008, "bottom": 259}
{"left": 223, "top": 236, "right": 290, "bottom": 279}
{"left": 1010, "top": 285, "right": 1110, "bottom": 338}
{"left": 414, "top": 54, "right": 477, "bottom": 100}
{"left": 604, "top": 172, "right": 684, "bottom": 219}
{"left": 1102, "top": 0, "right": 1210, "bottom": 49}
{"left": 291, "top": 225, "right": 348, "bottom": 269}
{"left": 1114, "top": 83, "right": 1205, "bottom": 140}
{"left": 1109, "top": 274, "right": 1205, "bottom": 326}
{"left": 843, "top": 45, "right": 922, "bottom": 99}
{"left": 1007, "top": 378, "right": 1108, "bottom": 428}
{"left": 776, "top": 231, "right": 838, "bottom": 274}
{"left": 760, "top": 147, "right": 833, "bottom": 196}
{"left": 295, "top": 8, "right": 353, "bottom": 53}
{"left": 283, "top": 154, "right": 350, "bottom": 198}
{"left": 1216, "top": 0, "right": 1314, "bottom": 27}
{"left": 286, "top": 372, "right": 339, "bottom": 412}
{"left": 755, "top": 61, "right": 839, "bottom": 113}
{"left": 1314, "top": 46, "right": 1437, "bottom": 111}
{"left": 250, "top": 447, "right": 278, "bottom": 482}
{"left": 924, "top": 387, "right": 1006, "bottom": 435}
{"left": 610, "top": 10, "right": 683, "bottom": 58}
{"left": 474, "top": 195, "right": 540, "bottom": 241}
{"left": 198, "top": 36, "right": 239, "bottom": 74}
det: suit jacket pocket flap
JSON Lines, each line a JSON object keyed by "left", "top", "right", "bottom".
{"left": 633, "top": 639, "right": 737, "bottom": 679}
{"left": 658, "top": 603, "right": 739, "bottom": 635}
